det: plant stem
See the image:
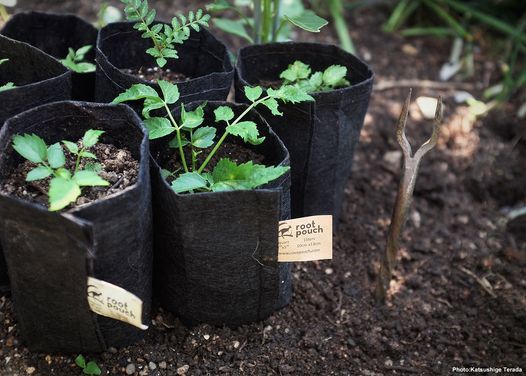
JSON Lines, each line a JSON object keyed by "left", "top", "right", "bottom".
{"left": 132, "top": 6, "right": 164, "bottom": 55}
{"left": 271, "top": 0, "right": 280, "bottom": 42}
{"left": 190, "top": 129, "right": 196, "bottom": 170}
{"left": 164, "top": 103, "right": 189, "bottom": 173}
{"left": 329, "top": 0, "right": 356, "bottom": 54}
{"left": 262, "top": 0, "right": 272, "bottom": 43}
{"left": 74, "top": 148, "right": 83, "bottom": 173}
{"left": 197, "top": 97, "right": 270, "bottom": 173}
{"left": 253, "top": 0, "right": 262, "bottom": 44}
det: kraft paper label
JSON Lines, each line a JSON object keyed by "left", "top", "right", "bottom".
{"left": 87, "top": 277, "right": 148, "bottom": 330}
{"left": 278, "top": 215, "right": 333, "bottom": 262}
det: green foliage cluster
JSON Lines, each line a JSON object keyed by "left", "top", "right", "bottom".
{"left": 113, "top": 80, "right": 313, "bottom": 193}
{"left": 279, "top": 60, "right": 350, "bottom": 93}
{"left": 12, "top": 130, "right": 109, "bottom": 211}
{"left": 75, "top": 355, "right": 101, "bottom": 375}
{"left": 0, "top": 58, "right": 15, "bottom": 92}
{"left": 60, "top": 45, "right": 96, "bottom": 73}
{"left": 120, "top": 0, "right": 210, "bottom": 67}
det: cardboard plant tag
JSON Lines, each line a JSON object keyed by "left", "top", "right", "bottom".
{"left": 87, "top": 277, "right": 148, "bottom": 330}
{"left": 278, "top": 215, "right": 333, "bottom": 262}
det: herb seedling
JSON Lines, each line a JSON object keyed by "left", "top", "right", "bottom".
{"left": 60, "top": 45, "right": 96, "bottom": 73}
{"left": 75, "top": 355, "right": 102, "bottom": 376}
{"left": 113, "top": 80, "right": 313, "bottom": 193}
{"left": 279, "top": 60, "right": 350, "bottom": 93}
{"left": 120, "top": 0, "right": 210, "bottom": 68}
{"left": 0, "top": 58, "right": 15, "bottom": 92}
{"left": 12, "top": 130, "right": 109, "bottom": 211}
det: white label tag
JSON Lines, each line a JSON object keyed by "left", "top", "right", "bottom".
{"left": 87, "top": 277, "right": 148, "bottom": 330}
{"left": 278, "top": 215, "right": 333, "bottom": 262}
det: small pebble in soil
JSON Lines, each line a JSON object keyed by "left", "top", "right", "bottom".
{"left": 233, "top": 340, "right": 240, "bottom": 349}
{"left": 325, "top": 268, "right": 333, "bottom": 275}
{"left": 26, "top": 367, "right": 36, "bottom": 375}
{"left": 177, "top": 364, "right": 189, "bottom": 375}
{"left": 149, "top": 362, "right": 157, "bottom": 370}
{"left": 125, "top": 363, "right": 136, "bottom": 375}
{"left": 203, "top": 334, "right": 210, "bottom": 340}
{"left": 159, "top": 361, "right": 167, "bottom": 369}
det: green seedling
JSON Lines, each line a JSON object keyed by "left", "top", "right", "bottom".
{"left": 12, "top": 129, "right": 109, "bottom": 211}
{"left": 113, "top": 80, "right": 313, "bottom": 193}
{"left": 75, "top": 355, "right": 101, "bottom": 376}
{"left": 279, "top": 60, "right": 350, "bottom": 93}
{"left": 120, "top": 0, "right": 210, "bottom": 68}
{"left": 60, "top": 45, "right": 96, "bottom": 73}
{"left": 0, "top": 58, "right": 15, "bottom": 92}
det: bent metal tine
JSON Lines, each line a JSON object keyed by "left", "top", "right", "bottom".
{"left": 375, "top": 90, "right": 443, "bottom": 303}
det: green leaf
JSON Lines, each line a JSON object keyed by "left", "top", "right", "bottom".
{"left": 84, "top": 361, "right": 102, "bottom": 375}
{"left": 73, "top": 170, "right": 110, "bottom": 187}
{"left": 55, "top": 168, "right": 72, "bottom": 180}
{"left": 171, "top": 172, "right": 209, "bottom": 193}
{"left": 161, "top": 169, "right": 175, "bottom": 179}
{"left": 79, "top": 151, "right": 97, "bottom": 159}
{"left": 211, "top": 159, "right": 289, "bottom": 191}
{"left": 83, "top": 130, "right": 105, "bottom": 148}
{"left": 308, "top": 71, "right": 323, "bottom": 91}
{"left": 112, "top": 84, "right": 159, "bottom": 104}
{"left": 62, "top": 140, "right": 79, "bottom": 155}
{"left": 214, "top": 106, "right": 234, "bottom": 123}
{"left": 180, "top": 102, "right": 206, "bottom": 129}
{"left": 75, "top": 45, "right": 92, "bottom": 59}
{"left": 226, "top": 121, "right": 264, "bottom": 145}
{"left": 192, "top": 126, "right": 216, "bottom": 148}
{"left": 85, "top": 162, "right": 102, "bottom": 173}
{"left": 213, "top": 19, "right": 254, "bottom": 43}
{"left": 47, "top": 143, "right": 66, "bottom": 169}
{"left": 280, "top": 61, "right": 311, "bottom": 82}
{"left": 12, "top": 134, "right": 48, "bottom": 164}
{"left": 26, "top": 166, "right": 53, "bottom": 182}
{"left": 244, "top": 86, "right": 263, "bottom": 102}
{"left": 158, "top": 80, "right": 180, "bottom": 104}
{"left": 261, "top": 98, "right": 282, "bottom": 116}
{"left": 142, "top": 96, "right": 165, "bottom": 118}
{"left": 0, "top": 82, "right": 15, "bottom": 92}
{"left": 169, "top": 135, "right": 189, "bottom": 148}
{"left": 143, "top": 117, "right": 175, "bottom": 139}
{"left": 268, "top": 85, "right": 314, "bottom": 103}
{"left": 156, "top": 57, "right": 167, "bottom": 67}
{"left": 285, "top": 10, "right": 328, "bottom": 33}
{"left": 71, "top": 62, "right": 96, "bottom": 73}
{"left": 75, "top": 355, "right": 86, "bottom": 369}
{"left": 48, "top": 177, "right": 81, "bottom": 211}
{"left": 322, "top": 65, "right": 348, "bottom": 88}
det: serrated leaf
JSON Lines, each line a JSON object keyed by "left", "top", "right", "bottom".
{"left": 168, "top": 135, "right": 189, "bottom": 148}
{"left": 144, "top": 117, "right": 175, "bottom": 139}
{"left": 47, "top": 143, "right": 66, "bottom": 169}
{"left": 280, "top": 60, "right": 311, "bottom": 82}
{"left": 226, "top": 121, "right": 264, "bottom": 145}
{"left": 62, "top": 140, "right": 79, "bottom": 154}
{"left": 308, "top": 71, "right": 323, "bottom": 91}
{"left": 192, "top": 126, "right": 216, "bottom": 148}
{"left": 71, "top": 62, "right": 96, "bottom": 73}
{"left": 181, "top": 103, "right": 206, "bottom": 129}
{"left": 261, "top": 98, "right": 282, "bottom": 116}
{"left": 26, "top": 166, "right": 53, "bottom": 182}
{"left": 285, "top": 10, "right": 328, "bottom": 33}
{"left": 112, "top": 84, "right": 159, "bottom": 103}
{"left": 0, "top": 82, "right": 15, "bottom": 92}
{"left": 244, "top": 86, "right": 263, "bottom": 102}
{"left": 211, "top": 159, "right": 289, "bottom": 191}
{"left": 214, "top": 106, "right": 234, "bottom": 123}
{"left": 73, "top": 170, "right": 109, "bottom": 187}
{"left": 268, "top": 85, "right": 314, "bottom": 103}
{"left": 84, "top": 361, "right": 102, "bottom": 375}
{"left": 79, "top": 151, "right": 97, "bottom": 159}
{"left": 151, "top": 23, "right": 163, "bottom": 34}
{"left": 48, "top": 177, "right": 81, "bottom": 211}
{"left": 83, "top": 129, "right": 105, "bottom": 148}
{"left": 75, "top": 355, "right": 86, "bottom": 369}
{"left": 75, "top": 45, "right": 92, "bottom": 59}
{"left": 171, "top": 172, "right": 208, "bottom": 193}
{"left": 322, "top": 65, "right": 348, "bottom": 87}
{"left": 156, "top": 57, "right": 167, "bottom": 67}
{"left": 158, "top": 80, "right": 180, "bottom": 104}
{"left": 142, "top": 96, "right": 164, "bottom": 118}
{"left": 12, "top": 134, "right": 48, "bottom": 164}
{"left": 213, "top": 19, "right": 253, "bottom": 43}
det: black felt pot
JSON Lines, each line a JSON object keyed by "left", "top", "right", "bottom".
{"left": 1, "top": 11, "right": 98, "bottom": 101}
{"left": 235, "top": 42, "right": 374, "bottom": 225}
{"left": 95, "top": 22, "right": 234, "bottom": 111}
{"left": 151, "top": 101, "right": 292, "bottom": 327}
{"left": 0, "top": 35, "right": 71, "bottom": 293}
{"left": 0, "top": 102, "right": 152, "bottom": 353}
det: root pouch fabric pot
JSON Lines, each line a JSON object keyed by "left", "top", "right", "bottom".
{"left": 151, "top": 102, "right": 292, "bottom": 327}
{"left": 0, "top": 102, "right": 152, "bottom": 353}
{"left": 1, "top": 11, "right": 98, "bottom": 101}
{"left": 95, "top": 22, "right": 234, "bottom": 111}
{"left": 235, "top": 42, "right": 374, "bottom": 224}
{"left": 0, "top": 35, "right": 71, "bottom": 293}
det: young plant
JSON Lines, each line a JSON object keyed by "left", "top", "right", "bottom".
{"left": 207, "top": 0, "right": 327, "bottom": 44}
{"left": 60, "top": 45, "right": 96, "bottom": 73}
{"left": 75, "top": 355, "right": 101, "bottom": 376}
{"left": 120, "top": 0, "right": 210, "bottom": 68}
{"left": 0, "top": 58, "right": 15, "bottom": 92}
{"left": 12, "top": 130, "right": 109, "bottom": 211}
{"left": 113, "top": 80, "right": 313, "bottom": 193}
{"left": 279, "top": 60, "right": 350, "bottom": 93}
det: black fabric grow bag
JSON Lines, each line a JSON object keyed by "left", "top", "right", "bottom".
{"left": 95, "top": 22, "right": 234, "bottom": 112}
{"left": 235, "top": 42, "right": 374, "bottom": 224}
{"left": 0, "top": 35, "right": 71, "bottom": 293}
{"left": 151, "top": 101, "right": 292, "bottom": 327}
{"left": 1, "top": 11, "right": 98, "bottom": 101}
{"left": 0, "top": 101, "right": 152, "bottom": 353}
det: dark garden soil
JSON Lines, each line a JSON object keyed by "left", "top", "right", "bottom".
{"left": 121, "top": 67, "right": 190, "bottom": 84}
{"left": 1, "top": 142, "right": 139, "bottom": 210}
{"left": 1, "top": 1, "right": 525, "bottom": 375}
